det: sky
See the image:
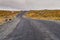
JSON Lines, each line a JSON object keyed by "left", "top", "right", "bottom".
{"left": 0, "top": 0, "right": 60, "bottom": 10}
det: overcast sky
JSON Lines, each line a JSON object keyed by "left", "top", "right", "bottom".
{"left": 0, "top": 0, "right": 60, "bottom": 10}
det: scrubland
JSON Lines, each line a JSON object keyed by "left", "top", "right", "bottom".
{"left": 25, "top": 10, "right": 60, "bottom": 20}
{"left": 0, "top": 10, "right": 20, "bottom": 25}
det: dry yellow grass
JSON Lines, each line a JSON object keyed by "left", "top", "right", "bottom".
{"left": 0, "top": 10, "right": 21, "bottom": 25}
{"left": 25, "top": 10, "right": 60, "bottom": 20}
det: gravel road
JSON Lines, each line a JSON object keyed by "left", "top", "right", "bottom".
{"left": 0, "top": 11, "right": 60, "bottom": 40}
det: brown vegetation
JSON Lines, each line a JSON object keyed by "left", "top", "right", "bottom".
{"left": 25, "top": 10, "right": 60, "bottom": 20}
{"left": 0, "top": 10, "right": 20, "bottom": 25}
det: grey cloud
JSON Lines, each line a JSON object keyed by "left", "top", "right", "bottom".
{"left": 0, "top": 0, "right": 60, "bottom": 10}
